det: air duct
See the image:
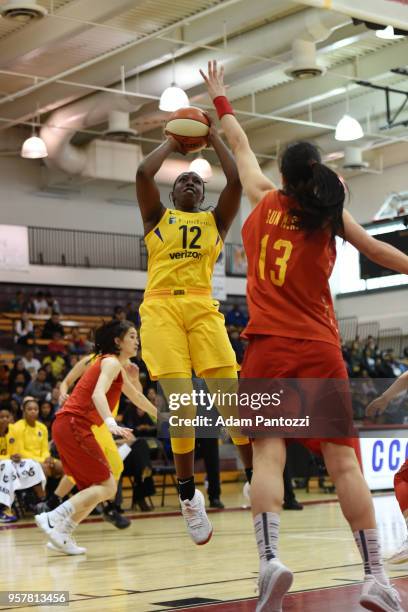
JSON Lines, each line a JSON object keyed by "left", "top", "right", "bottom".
{"left": 40, "top": 7, "right": 350, "bottom": 186}
{"left": 0, "top": 0, "right": 47, "bottom": 21}
{"left": 285, "top": 40, "right": 325, "bottom": 79}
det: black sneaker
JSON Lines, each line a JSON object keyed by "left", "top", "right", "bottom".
{"left": 209, "top": 498, "right": 225, "bottom": 509}
{"left": 102, "top": 504, "right": 131, "bottom": 529}
{"left": 283, "top": 500, "right": 303, "bottom": 510}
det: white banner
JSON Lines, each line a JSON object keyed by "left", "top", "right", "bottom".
{"left": 359, "top": 432, "right": 408, "bottom": 490}
{"left": 0, "top": 225, "right": 29, "bottom": 271}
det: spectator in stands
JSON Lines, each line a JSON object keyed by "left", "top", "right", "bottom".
{"left": 14, "top": 311, "right": 34, "bottom": 345}
{"left": 24, "top": 294, "right": 36, "bottom": 314}
{"left": 349, "top": 349, "right": 362, "bottom": 377}
{"left": 120, "top": 404, "right": 156, "bottom": 511}
{"left": 14, "top": 397, "right": 63, "bottom": 481}
{"left": 39, "top": 401, "right": 54, "bottom": 434}
{"left": 24, "top": 368, "right": 52, "bottom": 402}
{"left": 229, "top": 329, "right": 245, "bottom": 364}
{"left": 49, "top": 386, "right": 61, "bottom": 412}
{"left": 362, "top": 348, "right": 377, "bottom": 377}
{"left": 33, "top": 291, "right": 49, "bottom": 314}
{"left": 11, "top": 384, "right": 25, "bottom": 409}
{"left": 45, "top": 291, "right": 60, "bottom": 314}
{"left": 42, "top": 363, "right": 56, "bottom": 387}
{"left": 365, "top": 335, "right": 379, "bottom": 355}
{"left": 126, "top": 302, "right": 140, "bottom": 327}
{"left": 8, "top": 399, "right": 21, "bottom": 421}
{"left": 113, "top": 305, "right": 126, "bottom": 321}
{"left": 42, "top": 312, "right": 64, "bottom": 340}
{"left": 42, "top": 352, "right": 66, "bottom": 380}
{"left": 47, "top": 331, "right": 67, "bottom": 356}
{"left": 0, "top": 365, "right": 10, "bottom": 397}
{"left": 8, "top": 290, "right": 25, "bottom": 313}
{"left": 8, "top": 359, "right": 31, "bottom": 393}
{"left": 67, "top": 327, "right": 87, "bottom": 355}
{"left": 225, "top": 303, "right": 248, "bottom": 329}
{"left": 146, "top": 386, "right": 167, "bottom": 412}
{"left": 22, "top": 349, "right": 41, "bottom": 377}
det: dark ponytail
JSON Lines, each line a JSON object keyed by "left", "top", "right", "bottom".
{"left": 280, "top": 141, "right": 346, "bottom": 236}
{"left": 94, "top": 320, "right": 134, "bottom": 355}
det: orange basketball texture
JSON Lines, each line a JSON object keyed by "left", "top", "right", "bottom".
{"left": 165, "top": 107, "right": 210, "bottom": 153}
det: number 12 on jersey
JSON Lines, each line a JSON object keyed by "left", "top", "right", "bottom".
{"left": 259, "top": 236, "right": 293, "bottom": 287}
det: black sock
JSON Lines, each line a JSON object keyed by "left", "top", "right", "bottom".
{"left": 104, "top": 501, "right": 115, "bottom": 511}
{"left": 245, "top": 468, "right": 253, "bottom": 484}
{"left": 178, "top": 476, "right": 195, "bottom": 501}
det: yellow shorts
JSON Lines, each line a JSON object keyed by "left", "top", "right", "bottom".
{"left": 140, "top": 296, "right": 236, "bottom": 378}
{"left": 91, "top": 423, "right": 124, "bottom": 482}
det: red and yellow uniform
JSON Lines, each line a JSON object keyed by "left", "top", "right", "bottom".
{"left": 0, "top": 424, "right": 21, "bottom": 460}
{"left": 53, "top": 356, "right": 123, "bottom": 489}
{"left": 241, "top": 189, "right": 355, "bottom": 455}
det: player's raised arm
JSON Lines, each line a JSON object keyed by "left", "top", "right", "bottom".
{"left": 207, "top": 122, "right": 242, "bottom": 239}
{"left": 342, "top": 210, "right": 408, "bottom": 274}
{"left": 136, "top": 138, "right": 182, "bottom": 234}
{"left": 200, "top": 60, "right": 275, "bottom": 208}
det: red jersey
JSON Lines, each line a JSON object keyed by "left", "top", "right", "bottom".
{"left": 241, "top": 189, "right": 339, "bottom": 346}
{"left": 58, "top": 356, "right": 123, "bottom": 426}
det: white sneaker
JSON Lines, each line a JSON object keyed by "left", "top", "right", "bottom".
{"left": 243, "top": 482, "right": 251, "bottom": 506}
{"left": 360, "top": 575, "right": 402, "bottom": 612}
{"left": 35, "top": 512, "right": 55, "bottom": 536}
{"left": 46, "top": 541, "right": 87, "bottom": 555}
{"left": 387, "top": 538, "right": 408, "bottom": 566}
{"left": 256, "top": 558, "right": 293, "bottom": 612}
{"left": 180, "top": 489, "right": 213, "bottom": 545}
{"left": 48, "top": 528, "right": 87, "bottom": 556}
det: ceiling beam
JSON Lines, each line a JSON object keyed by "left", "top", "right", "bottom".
{"left": 0, "top": 0, "right": 141, "bottom": 70}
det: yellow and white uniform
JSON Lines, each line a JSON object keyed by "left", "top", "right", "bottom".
{"left": 140, "top": 208, "right": 236, "bottom": 378}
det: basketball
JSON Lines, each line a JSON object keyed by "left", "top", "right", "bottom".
{"left": 165, "top": 106, "right": 210, "bottom": 153}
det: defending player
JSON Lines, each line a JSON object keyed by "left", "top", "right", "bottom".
{"left": 367, "top": 374, "right": 408, "bottom": 565}
{"left": 35, "top": 320, "right": 157, "bottom": 555}
{"left": 202, "top": 60, "right": 406, "bottom": 611}
{"left": 136, "top": 120, "right": 253, "bottom": 545}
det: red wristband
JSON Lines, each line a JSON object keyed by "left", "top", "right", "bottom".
{"left": 213, "top": 96, "right": 234, "bottom": 120}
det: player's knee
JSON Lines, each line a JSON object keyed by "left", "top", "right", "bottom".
{"left": 101, "top": 476, "right": 117, "bottom": 500}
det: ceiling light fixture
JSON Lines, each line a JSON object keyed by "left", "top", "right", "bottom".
{"left": 335, "top": 86, "right": 364, "bottom": 142}
{"left": 21, "top": 107, "right": 48, "bottom": 159}
{"left": 376, "top": 25, "right": 404, "bottom": 40}
{"left": 159, "top": 55, "right": 190, "bottom": 112}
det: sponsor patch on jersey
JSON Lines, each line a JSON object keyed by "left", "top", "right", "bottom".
{"left": 169, "top": 215, "right": 177, "bottom": 224}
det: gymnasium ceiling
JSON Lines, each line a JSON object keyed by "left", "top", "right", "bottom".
{"left": 0, "top": 0, "right": 407, "bottom": 178}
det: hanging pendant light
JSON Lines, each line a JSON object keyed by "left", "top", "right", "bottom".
{"left": 159, "top": 54, "right": 190, "bottom": 111}
{"left": 189, "top": 155, "right": 212, "bottom": 180}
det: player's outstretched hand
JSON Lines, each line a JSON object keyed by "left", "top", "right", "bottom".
{"left": 109, "top": 422, "right": 134, "bottom": 441}
{"left": 366, "top": 396, "right": 388, "bottom": 418}
{"left": 200, "top": 60, "right": 226, "bottom": 100}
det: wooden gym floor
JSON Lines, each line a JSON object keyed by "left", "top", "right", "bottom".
{"left": 1, "top": 485, "right": 407, "bottom": 611}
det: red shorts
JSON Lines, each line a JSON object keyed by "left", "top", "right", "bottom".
{"left": 240, "top": 335, "right": 359, "bottom": 457}
{"left": 52, "top": 413, "right": 111, "bottom": 490}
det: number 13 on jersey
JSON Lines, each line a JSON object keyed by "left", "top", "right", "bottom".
{"left": 259, "top": 236, "right": 293, "bottom": 287}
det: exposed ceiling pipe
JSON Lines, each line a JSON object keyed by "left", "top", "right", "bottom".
{"left": 296, "top": 0, "right": 408, "bottom": 30}
{"left": 40, "top": 7, "right": 351, "bottom": 180}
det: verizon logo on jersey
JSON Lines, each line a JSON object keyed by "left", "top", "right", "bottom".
{"left": 169, "top": 251, "right": 203, "bottom": 260}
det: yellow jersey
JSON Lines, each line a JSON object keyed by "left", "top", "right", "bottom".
{"left": 144, "top": 208, "right": 222, "bottom": 292}
{"left": 0, "top": 424, "right": 21, "bottom": 460}
{"left": 13, "top": 419, "right": 49, "bottom": 462}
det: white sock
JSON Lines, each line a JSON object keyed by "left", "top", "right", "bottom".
{"left": 353, "top": 529, "right": 389, "bottom": 585}
{"left": 254, "top": 512, "right": 280, "bottom": 562}
{"left": 47, "top": 500, "right": 74, "bottom": 527}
